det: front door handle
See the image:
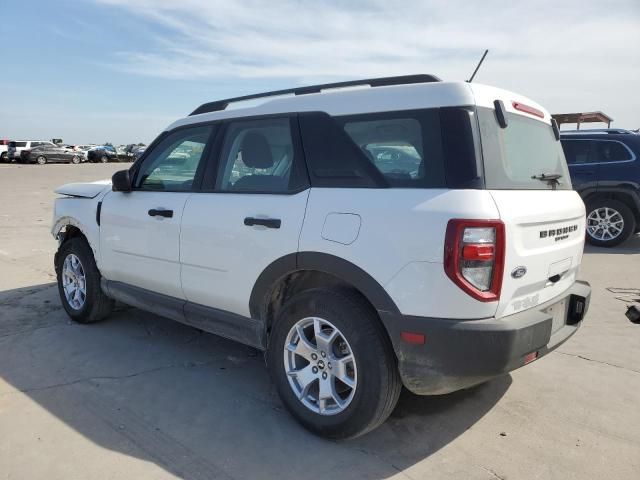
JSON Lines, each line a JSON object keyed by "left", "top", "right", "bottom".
{"left": 148, "top": 208, "right": 173, "bottom": 218}
{"left": 244, "top": 217, "right": 281, "bottom": 229}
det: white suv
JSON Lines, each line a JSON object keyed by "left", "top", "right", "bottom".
{"left": 52, "top": 75, "right": 591, "bottom": 439}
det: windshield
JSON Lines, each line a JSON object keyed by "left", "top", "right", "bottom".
{"left": 478, "top": 108, "right": 571, "bottom": 190}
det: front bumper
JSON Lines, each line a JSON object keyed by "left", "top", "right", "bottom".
{"left": 380, "top": 280, "right": 591, "bottom": 395}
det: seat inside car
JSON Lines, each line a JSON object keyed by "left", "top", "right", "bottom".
{"left": 232, "top": 132, "right": 287, "bottom": 191}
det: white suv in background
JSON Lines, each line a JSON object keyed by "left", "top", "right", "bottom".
{"left": 51, "top": 75, "right": 591, "bottom": 439}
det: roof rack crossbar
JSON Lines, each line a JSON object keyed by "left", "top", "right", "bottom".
{"left": 189, "top": 74, "right": 441, "bottom": 116}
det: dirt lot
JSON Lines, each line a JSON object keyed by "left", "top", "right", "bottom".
{"left": 1, "top": 162, "right": 639, "bottom": 480}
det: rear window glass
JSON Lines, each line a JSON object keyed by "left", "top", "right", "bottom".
{"left": 14, "top": 142, "right": 27, "bottom": 148}
{"left": 595, "top": 140, "right": 632, "bottom": 162}
{"left": 478, "top": 108, "right": 571, "bottom": 190}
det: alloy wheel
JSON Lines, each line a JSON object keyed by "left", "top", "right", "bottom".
{"left": 283, "top": 317, "right": 357, "bottom": 415}
{"left": 587, "top": 207, "right": 624, "bottom": 242}
{"left": 62, "top": 254, "right": 87, "bottom": 310}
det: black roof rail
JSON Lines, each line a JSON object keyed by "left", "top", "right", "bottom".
{"left": 561, "top": 128, "right": 632, "bottom": 135}
{"left": 189, "top": 74, "right": 442, "bottom": 116}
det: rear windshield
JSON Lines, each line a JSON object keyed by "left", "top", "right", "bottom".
{"left": 478, "top": 107, "right": 571, "bottom": 190}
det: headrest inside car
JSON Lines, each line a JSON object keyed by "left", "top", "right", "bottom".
{"left": 240, "top": 132, "right": 273, "bottom": 169}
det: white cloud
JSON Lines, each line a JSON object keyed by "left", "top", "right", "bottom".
{"left": 98, "top": 0, "right": 640, "bottom": 127}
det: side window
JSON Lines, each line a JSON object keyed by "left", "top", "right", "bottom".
{"left": 336, "top": 109, "right": 445, "bottom": 188}
{"left": 561, "top": 140, "right": 592, "bottom": 165}
{"left": 596, "top": 141, "right": 632, "bottom": 162}
{"left": 215, "top": 117, "right": 297, "bottom": 193}
{"left": 135, "top": 125, "right": 213, "bottom": 191}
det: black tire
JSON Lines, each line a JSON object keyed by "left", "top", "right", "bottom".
{"left": 71, "top": 155, "right": 81, "bottom": 164}
{"left": 101, "top": 155, "right": 109, "bottom": 163}
{"left": 0, "top": 152, "right": 6, "bottom": 163}
{"left": 268, "top": 288, "right": 401, "bottom": 439}
{"left": 55, "top": 237, "right": 114, "bottom": 323}
{"left": 585, "top": 198, "right": 636, "bottom": 247}
{"left": 36, "top": 155, "right": 47, "bottom": 165}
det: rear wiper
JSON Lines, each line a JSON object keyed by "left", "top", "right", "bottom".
{"left": 531, "top": 173, "right": 562, "bottom": 189}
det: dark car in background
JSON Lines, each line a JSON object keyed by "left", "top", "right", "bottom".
{"left": 87, "top": 145, "right": 119, "bottom": 163}
{"left": 21, "top": 143, "right": 83, "bottom": 165}
{"left": 561, "top": 129, "right": 640, "bottom": 247}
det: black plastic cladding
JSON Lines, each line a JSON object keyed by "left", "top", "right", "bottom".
{"left": 189, "top": 74, "right": 442, "bottom": 116}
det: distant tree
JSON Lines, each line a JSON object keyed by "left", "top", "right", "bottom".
{"left": 138, "top": 142, "right": 146, "bottom": 146}
{"left": 104, "top": 142, "right": 113, "bottom": 146}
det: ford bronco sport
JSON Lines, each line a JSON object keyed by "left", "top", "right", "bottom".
{"left": 52, "top": 75, "right": 591, "bottom": 439}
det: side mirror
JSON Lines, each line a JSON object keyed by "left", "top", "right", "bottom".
{"left": 112, "top": 170, "right": 132, "bottom": 192}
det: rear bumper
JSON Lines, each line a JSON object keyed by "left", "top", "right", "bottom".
{"left": 380, "top": 280, "right": 591, "bottom": 395}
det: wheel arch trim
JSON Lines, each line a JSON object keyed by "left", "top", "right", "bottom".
{"left": 249, "top": 252, "right": 401, "bottom": 320}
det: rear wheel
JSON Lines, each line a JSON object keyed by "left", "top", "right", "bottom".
{"left": 586, "top": 199, "right": 636, "bottom": 247}
{"left": 0, "top": 152, "right": 6, "bottom": 163}
{"left": 268, "top": 288, "right": 401, "bottom": 439}
{"left": 101, "top": 155, "right": 109, "bottom": 163}
{"left": 71, "top": 155, "right": 81, "bottom": 164}
{"left": 55, "top": 237, "right": 114, "bottom": 323}
{"left": 36, "top": 155, "right": 47, "bottom": 165}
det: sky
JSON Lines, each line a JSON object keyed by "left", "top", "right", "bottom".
{"left": 1, "top": 0, "right": 639, "bottom": 145}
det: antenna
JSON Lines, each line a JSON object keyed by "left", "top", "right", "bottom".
{"left": 467, "top": 49, "right": 489, "bottom": 82}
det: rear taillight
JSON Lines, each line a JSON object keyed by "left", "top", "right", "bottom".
{"left": 444, "top": 219, "right": 505, "bottom": 302}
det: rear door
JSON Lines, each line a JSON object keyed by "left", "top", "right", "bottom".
{"left": 180, "top": 116, "right": 309, "bottom": 318}
{"left": 100, "top": 124, "right": 215, "bottom": 298}
{"left": 476, "top": 102, "right": 586, "bottom": 320}
{"left": 561, "top": 139, "right": 599, "bottom": 194}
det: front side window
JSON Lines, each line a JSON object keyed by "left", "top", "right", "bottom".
{"left": 561, "top": 140, "right": 593, "bottom": 165}
{"left": 215, "top": 118, "right": 295, "bottom": 193}
{"left": 135, "top": 125, "right": 213, "bottom": 191}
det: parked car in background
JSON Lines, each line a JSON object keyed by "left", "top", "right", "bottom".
{"left": 0, "top": 139, "right": 9, "bottom": 162}
{"left": 120, "top": 144, "right": 145, "bottom": 162}
{"left": 132, "top": 145, "right": 146, "bottom": 160}
{"left": 87, "top": 145, "right": 119, "bottom": 163}
{"left": 21, "top": 143, "right": 83, "bottom": 164}
{"left": 8, "top": 140, "right": 54, "bottom": 162}
{"left": 561, "top": 129, "right": 640, "bottom": 247}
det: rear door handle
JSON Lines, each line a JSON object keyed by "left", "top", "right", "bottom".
{"left": 148, "top": 208, "right": 173, "bottom": 218}
{"left": 244, "top": 217, "right": 281, "bottom": 229}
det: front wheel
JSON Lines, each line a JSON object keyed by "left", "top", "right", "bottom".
{"left": 0, "top": 152, "right": 7, "bottom": 163}
{"left": 101, "top": 155, "right": 109, "bottom": 163}
{"left": 586, "top": 199, "right": 636, "bottom": 247}
{"left": 71, "top": 155, "right": 81, "bottom": 164}
{"left": 55, "top": 237, "right": 114, "bottom": 323}
{"left": 36, "top": 155, "right": 47, "bottom": 165}
{"left": 268, "top": 288, "right": 401, "bottom": 439}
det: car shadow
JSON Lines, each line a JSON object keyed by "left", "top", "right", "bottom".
{"left": 584, "top": 233, "right": 640, "bottom": 255}
{"left": 0, "top": 283, "right": 511, "bottom": 479}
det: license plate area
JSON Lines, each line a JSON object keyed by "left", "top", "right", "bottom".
{"left": 545, "top": 298, "right": 568, "bottom": 334}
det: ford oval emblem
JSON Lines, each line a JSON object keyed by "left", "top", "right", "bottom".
{"left": 511, "top": 266, "right": 527, "bottom": 279}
